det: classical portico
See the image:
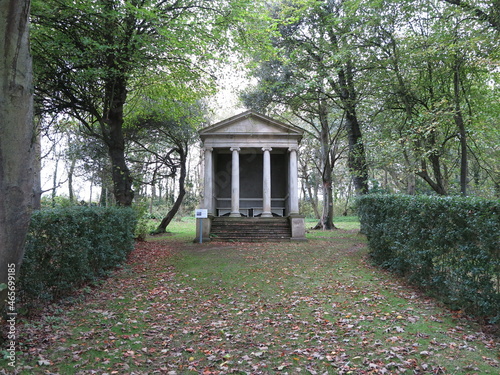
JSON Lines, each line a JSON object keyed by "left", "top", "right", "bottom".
{"left": 196, "top": 110, "right": 306, "bottom": 241}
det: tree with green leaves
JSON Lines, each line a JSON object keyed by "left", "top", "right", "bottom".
{"left": 244, "top": 0, "right": 371, "bottom": 194}
{"left": 442, "top": 0, "right": 500, "bottom": 31}
{"left": 366, "top": 0, "right": 499, "bottom": 195}
{"left": 31, "top": 0, "right": 251, "bottom": 206}
{"left": 126, "top": 100, "right": 205, "bottom": 233}
{"left": 242, "top": 58, "right": 344, "bottom": 229}
{"left": 242, "top": 0, "right": 379, "bottom": 227}
{"left": 242, "top": 0, "right": 500, "bottom": 200}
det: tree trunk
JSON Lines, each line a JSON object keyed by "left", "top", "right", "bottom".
{"left": 107, "top": 143, "right": 134, "bottom": 206}
{"left": 99, "top": 185, "right": 106, "bottom": 207}
{"left": 33, "top": 124, "right": 42, "bottom": 209}
{"left": 413, "top": 127, "right": 447, "bottom": 195}
{"left": 453, "top": 58, "right": 468, "bottom": 195}
{"left": 324, "top": 29, "right": 368, "bottom": 196}
{"left": 345, "top": 111, "right": 369, "bottom": 195}
{"left": 153, "top": 147, "right": 188, "bottom": 234}
{"left": 68, "top": 157, "right": 76, "bottom": 203}
{"left": 312, "top": 178, "right": 336, "bottom": 230}
{"left": 150, "top": 168, "right": 157, "bottom": 215}
{"left": 342, "top": 179, "right": 353, "bottom": 216}
{"left": 337, "top": 62, "right": 369, "bottom": 195}
{"left": 416, "top": 158, "right": 447, "bottom": 195}
{"left": 304, "top": 176, "right": 321, "bottom": 220}
{"left": 101, "top": 75, "right": 134, "bottom": 206}
{"left": 300, "top": 158, "right": 321, "bottom": 220}
{"left": 0, "top": 0, "right": 34, "bottom": 314}
{"left": 407, "top": 171, "right": 416, "bottom": 195}
{"left": 89, "top": 175, "right": 93, "bottom": 205}
{"left": 100, "top": 5, "right": 134, "bottom": 206}
{"left": 51, "top": 158, "right": 58, "bottom": 206}
{"left": 313, "top": 101, "right": 336, "bottom": 230}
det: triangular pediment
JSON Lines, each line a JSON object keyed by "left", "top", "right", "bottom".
{"left": 200, "top": 110, "right": 303, "bottom": 138}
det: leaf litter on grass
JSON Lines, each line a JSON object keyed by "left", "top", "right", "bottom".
{"left": 2, "top": 230, "right": 499, "bottom": 375}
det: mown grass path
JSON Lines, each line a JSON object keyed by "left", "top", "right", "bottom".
{"left": 4, "top": 222, "right": 499, "bottom": 374}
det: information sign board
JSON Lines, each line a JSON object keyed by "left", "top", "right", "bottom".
{"left": 195, "top": 209, "right": 208, "bottom": 219}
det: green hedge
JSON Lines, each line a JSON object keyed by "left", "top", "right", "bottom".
{"left": 19, "top": 206, "right": 137, "bottom": 304}
{"left": 357, "top": 194, "right": 500, "bottom": 323}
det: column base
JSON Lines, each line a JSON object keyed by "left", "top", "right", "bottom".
{"left": 261, "top": 212, "right": 273, "bottom": 218}
{"left": 229, "top": 212, "right": 241, "bottom": 217}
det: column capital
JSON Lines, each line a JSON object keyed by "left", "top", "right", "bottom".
{"left": 230, "top": 147, "right": 240, "bottom": 152}
{"left": 204, "top": 147, "right": 213, "bottom": 152}
{"left": 262, "top": 147, "right": 273, "bottom": 152}
{"left": 288, "top": 146, "right": 298, "bottom": 152}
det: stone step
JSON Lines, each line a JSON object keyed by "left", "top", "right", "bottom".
{"left": 211, "top": 230, "right": 292, "bottom": 237}
{"left": 210, "top": 217, "right": 292, "bottom": 242}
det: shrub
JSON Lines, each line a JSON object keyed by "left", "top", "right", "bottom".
{"left": 19, "top": 206, "right": 137, "bottom": 306}
{"left": 357, "top": 194, "right": 500, "bottom": 323}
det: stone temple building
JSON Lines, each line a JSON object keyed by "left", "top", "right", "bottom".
{"left": 195, "top": 110, "right": 306, "bottom": 242}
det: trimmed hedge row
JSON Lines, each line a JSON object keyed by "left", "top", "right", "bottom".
{"left": 357, "top": 194, "right": 500, "bottom": 323}
{"left": 19, "top": 207, "right": 137, "bottom": 304}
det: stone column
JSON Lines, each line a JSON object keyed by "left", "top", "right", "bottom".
{"left": 203, "top": 147, "right": 213, "bottom": 215}
{"left": 288, "top": 147, "right": 299, "bottom": 214}
{"left": 262, "top": 147, "right": 273, "bottom": 218}
{"left": 229, "top": 147, "right": 240, "bottom": 217}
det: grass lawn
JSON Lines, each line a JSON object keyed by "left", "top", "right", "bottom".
{"left": 2, "top": 217, "right": 499, "bottom": 374}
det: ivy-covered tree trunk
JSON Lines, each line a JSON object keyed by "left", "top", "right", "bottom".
{"left": 0, "top": 0, "right": 34, "bottom": 313}
{"left": 101, "top": 69, "right": 134, "bottom": 206}
{"left": 100, "top": 2, "right": 134, "bottom": 206}
{"left": 338, "top": 63, "right": 369, "bottom": 195}
{"left": 345, "top": 111, "right": 369, "bottom": 195}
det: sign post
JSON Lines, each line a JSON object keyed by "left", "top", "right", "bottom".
{"left": 195, "top": 209, "right": 208, "bottom": 243}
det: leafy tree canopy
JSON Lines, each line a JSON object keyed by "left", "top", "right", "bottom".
{"left": 31, "top": 0, "right": 256, "bottom": 205}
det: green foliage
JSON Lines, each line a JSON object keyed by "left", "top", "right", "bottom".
{"left": 133, "top": 203, "right": 156, "bottom": 241}
{"left": 31, "top": 0, "right": 256, "bottom": 206}
{"left": 300, "top": 199, "right": 356, "bottom": 219}
{"left": 40, "top": 195, "right": 81, "bottom": 209}
{"left": 358, "top": 194, "right": 500, "bottom": 323}
{"left": 19, "top": 207, "right": 137, "bottom": 307}
{"left": 242, "top": 0, "right": 500, "bottom": 198}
